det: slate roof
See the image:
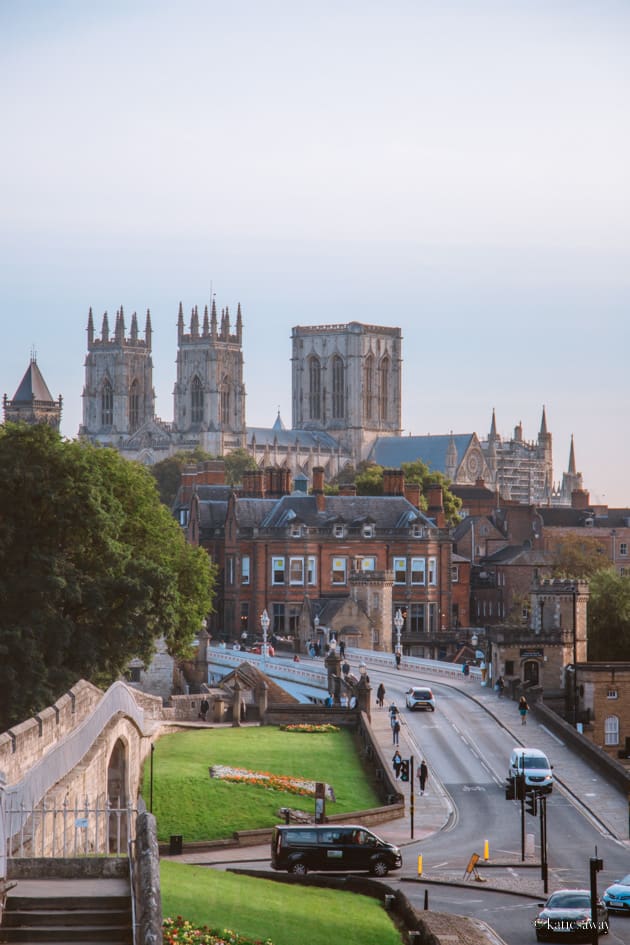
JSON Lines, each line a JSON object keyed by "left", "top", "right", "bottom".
{"left": 246, "top": 426, "right": 341, "bottom": 450}
{"left": 220, "top": 662, "right": 299, "bottom": 705}
{"left": 10, "top": 359, "right": 55, "bottom": 403}
{"left": 481, "top": 545, "right": 555, "bottom": 566}
{"left": 257, "top": 494, "right": 433, "bottom": 529}
{"left": 367, "top": 433, "right": 475, "bottom": 471}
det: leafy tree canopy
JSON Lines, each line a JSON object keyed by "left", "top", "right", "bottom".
{"left": 351, "top": 461, "right": 461, "bottom": 526}
{"left": 150, "top": 447, "right": 258, "bottom": 506}
{"left": 0, "top": 424, "right": 215, "bottom": 728}
{"left": 587, "top": 569, "right": 630, "bottom": 660}
{"left": 550, "top": 533, "right": 609, "bottom": 579}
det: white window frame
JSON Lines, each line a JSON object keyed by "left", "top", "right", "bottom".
{"left": 451, "top": 565, "right": 459, "bottom": 583}
{"left": 428, "top": 556, "right": 437, "bottom": 586}
{"left": 289, "top": 557, "right": 305, "bottom": 585}
{"left": 291, "top": 524, "right": 302, "bottom": 538}
{"left": 241, "top": 555, "right": 250, "bottom": 585}
{"left": 604, "top": 715, "right": 619, "bottom": 746}
{"left": 607, "top": 689, "right": 618, "bottom": 700}
{"left": 272, "top": 556, "right": 285, "bottom": 585}
{"left": 412, "top": 524, "right": 424, "bottom": 538}
{"left": 411, "top": 557, "right": 426, "bottom": 585}
{"left": 620, "top": 542, "right": 628, "bottom": 556}
{"left": 393, "top": 556, "right": 407, "bottom": 584}
{"left": 362, "top": 524, "right": 374, "bottom": 537}
{"left": 333, "top": 524, "right": 345, "bottom": 538}
{"left": 359, "top": 556, "right": 376, "bottom": 571}
{"left": 332, "top": 557, "right": 347, "bottom": 584}
{"left": 307, "top": 556, "right": 317, "bottom": 585}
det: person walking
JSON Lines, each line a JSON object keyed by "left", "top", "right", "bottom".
{"left": 518, "top": 695, "right": 529, "bottom": 725}
{"left": 392, "top": 718, "right": 401, "bottom": 746}
{"left": 339, "top": 640, "right": 346, "bottom": 659}
{"left": 392, "top": 750, "right": 402, "bottom": 779}
{"left": 462, "top": 661, "right": 470, "bottom": 680}
{"left": 496, "top": 675, "right": 505, "bottom": 698}
{"left": 389, "top": 702, "right": 399, "bottom": 728}
{"left": 417, "top": 759, "right": 428, "bottom": 795}
{"left": 199, "top": 697, "right": 209, "bottom": 722}
{"left": 395, "top": 651, "right": 401, "bottom": 671}
{"left": 376, "top": 682, "right": 386, "bottom": 708}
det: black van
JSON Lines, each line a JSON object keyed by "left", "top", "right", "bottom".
{"left": 270, "top": 824, "right": 403, "bottom": 876}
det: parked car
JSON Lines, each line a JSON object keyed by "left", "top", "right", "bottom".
{"left": 405, "top": 687, "right": 436, "bottom": 712}
{"left": 271, "top": 824, "right": 402, "bottom": 876}
{"left": 603, "top": 872, "right": 630, "bottom": 913}
{"left": 534, "top": 889, "right": 609, "bottom": 941}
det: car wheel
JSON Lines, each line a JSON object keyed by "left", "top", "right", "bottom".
{"left": 289, "top": 861, "right": 307, "bottom": 875}
{"left": 429, "top": 706, "right": 435, "bottom": 712}
{"left": 371, "top": 858, "right": 389, "bottom": 877}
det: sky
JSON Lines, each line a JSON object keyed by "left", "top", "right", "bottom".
{"left": 1, "top": 0, "right": 628, "bottom": 505}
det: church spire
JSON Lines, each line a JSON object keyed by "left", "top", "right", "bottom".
{"left": 211, "top": 297, "right": 218, "bottom": 337}
{"left": 191, "top": 305, "right": 199, "bottom": 338}
{"left": 203, "top": 304, "right": 210, "bottom": 337}
{"left": 145, "top": 309, "right": 152, "bottom": 351}
{"left": 177, "top": 301, "right": 184, "bottom": 341}
{"left": 568, "top": 435, "right": 576, "bottom": 475}
{"left": 130, "top": 311, "right": 138, "bottom": 342}
{"left": 101, "top": 311, "right": 110, "bottom": 342}
{"left": 236, "top": 302, "right": 243, "bottom": 343}
{"left": 489, "top": 407, "right": 497, "bottom": 440}
{"left": 87, "top": 307, "right": 94, "bottom": 346}
{"left": 539, "top": 404, "right": 548, "bottom": 437}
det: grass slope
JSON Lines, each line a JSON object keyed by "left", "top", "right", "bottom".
{"left": 161, "top": 861, "right": 402, "bottom": 945}
{"left": 145, "top": 726, "right": 380, "bottom": 841}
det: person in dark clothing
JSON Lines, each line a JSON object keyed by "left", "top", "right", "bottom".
{"left": 392, "top": 719, "right": 401, "bottom": 746}
{"left": 339, "top": 640, "right": 346, "bottom": 658}
{"left": 341, "top": 660, "right": 350, "bottom": 677}
{"left": 392, "top": 750, "right": 402, "bottom": 779}
{"left": 376, "top": 683, "right": 386, "bottom": 707}
{"left": 395, "top": 651, "right": 401, "bottom": 670}
{"left": 199, "top": 698, "right": 209, "bottom": 721}
{"left": 518, "top": 696, "right": 529, "bottom": 725}
{"left": 418, "top": 759, "right": 428, "bottom": 795}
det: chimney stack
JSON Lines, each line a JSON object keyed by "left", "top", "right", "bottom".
{"left": 426, "top": 484, "right": 446, "bottom": 527}
{"left": 312, "top": 466, "right": 326, "bottom": 512}
{"left": 571, "top": 489, "right": 590, "bottom": 510}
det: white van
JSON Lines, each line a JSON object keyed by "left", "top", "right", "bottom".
{"left": 508, "top": 747, "right": 553, "bottom": 793}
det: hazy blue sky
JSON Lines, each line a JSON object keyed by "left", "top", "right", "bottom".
{"left": 2, "top": 1, "right": 628, "bottom": 504}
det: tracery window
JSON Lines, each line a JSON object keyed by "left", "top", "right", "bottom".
{"left": 364, "top": 354, "right": 374, "bottom": 419}
{"left": 379, "top": 355, "right": 390, "bottom": 421}
{"left": 309, "top": 357, "right": 321, "bottom": 420}
{"left": 129, "top": 379, "right": 139, "bottom": 432}
{"left": 191, "top": 376, "right": 204, "bottom": 424}
{"left": 101, "top": 379, "right": 113, "bottom": 427}
{"left": 332, "top": 355, "right": 344, "bottom": 419}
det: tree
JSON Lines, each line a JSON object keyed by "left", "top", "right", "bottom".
{"left": 587, "top": 569, "right": 630, "bottom": 660}
{"left": 353, "top": 461, "right": 462, "bottom": 525}
{"left": 150, "top": 447, "right": 258, "bottom": 506}
{"left": 0, "top": 424, "right": 216, "bottom": 729}
{"left": 550, "top": 533, "right": 609, "bottom": 579}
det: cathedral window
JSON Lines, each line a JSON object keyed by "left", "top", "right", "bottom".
{"left": 101, "top": 379, "right": 113, "bottom": 427}
{"left": 378, "top": 356, "right": 390, "bottom": 421}
{"left": 332, "top": 355, "right": 345, "bottom": 419}
{"left": 364, "top": 354, "right": 374, "bottom": 420}
{"left": 220, "top": 375, "right": 230, "bottom": 426}
{"left": 309, "top": 357, "right": 321, "bottom": 420}
{"left": 129, "top": 379, "right": 140, "bottom": 432}
{"left": 191, "top": 376, "right": 204, "bottom": 424}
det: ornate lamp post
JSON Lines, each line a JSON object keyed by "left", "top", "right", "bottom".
{"left": 260, "top": 608, "right": 270, "bottom": 669}
{"left": 394, "top": 608, "right": 404, "bottom": 656}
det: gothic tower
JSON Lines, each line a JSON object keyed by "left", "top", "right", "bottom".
{"left": 291, "top": 321, "right": 402, "bottom": 464}
{"left": 173, "top": 300, "right": 246, "bottom": 454}
{"left": 80, "top": 307, "right": 155, "bottom": 444}
{"left": 3, "top": 355, "right": 62, "bottom": 430}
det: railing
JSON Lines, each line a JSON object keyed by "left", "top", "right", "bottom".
{"left": 4, "top": 796, "right": 137, "bottom": 859}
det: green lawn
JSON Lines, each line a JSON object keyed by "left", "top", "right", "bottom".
{"left": 144, "top": 726, "right": 381, "bottom": 841}
{"left": 161, "top": 861, "right": 402, "bottom": 945}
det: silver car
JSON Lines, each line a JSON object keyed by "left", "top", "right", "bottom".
{"left": 405, "top": 687, "right": 436, "bottom": 712}
{"left": 534, "top": 889, "right": 609, "bottom": 941}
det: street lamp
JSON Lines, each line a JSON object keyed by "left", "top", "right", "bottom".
{"left": 260, "top": 608, "right": 270, "bottom": 669}
{"left": 394, "top": 609, "right": 404, "bottom": 656}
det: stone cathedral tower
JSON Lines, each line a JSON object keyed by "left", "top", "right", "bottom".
{"left": 80, "top": 307, "right": 155, "bottom": 446}
{"left": 173, "top": 300, "right": 246, "bottom": 455}
{"left": 291, "top": 321, "right": 402, "bottom": 465}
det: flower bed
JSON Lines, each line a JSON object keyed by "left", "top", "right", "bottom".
{"left": 209, "top": 765, "right": 335, "bottom": 800}
{"left": 279, "top": 723, "right": 340, "bottom": 733}
{"left": 164, "top": 916, "right": 274, "bottom": 945}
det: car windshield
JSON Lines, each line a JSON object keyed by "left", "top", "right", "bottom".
{"left": 547, "top": 892, "right": 590, "bottom": 909}
{"left": 525, "top": 757, "right": 549, "bottom": 769}
{"left": 413, "top": 690, "right": 431, "bottom": 699}
{"left": 615, "top": 875, "right": 630, "bottom": 886}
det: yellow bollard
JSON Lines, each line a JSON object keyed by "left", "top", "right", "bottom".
{"left": 483, "top": 839, "right": 489, "bottom": 861}
{"left": 417, "top": 854, "right": 423, "bottom": 875}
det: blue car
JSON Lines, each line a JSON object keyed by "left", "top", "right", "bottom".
{"left": 603, "top": 873, "right": 630, "bottom": 913}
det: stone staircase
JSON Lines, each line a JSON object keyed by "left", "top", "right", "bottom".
{"left": 0, "top": 877, "right": 133, "bottom": 945}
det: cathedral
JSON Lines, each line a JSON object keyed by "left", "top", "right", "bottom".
{"left": 9, "top": 300, "right": 580, "bottom": 506}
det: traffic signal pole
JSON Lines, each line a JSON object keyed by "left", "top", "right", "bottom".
{"left": 410, "top": 754, "right": 415, "bottom": 839}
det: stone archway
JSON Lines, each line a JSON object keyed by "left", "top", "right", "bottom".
{"left": 523, "top": 660, "right": 540, "bottom": 687}
{"left": 107, "top": 737, "right": 128, "bottom": 852}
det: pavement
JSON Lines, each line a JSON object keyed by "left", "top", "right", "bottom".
{"left": 166, "top": 667, "right": 630, "bottom": 903}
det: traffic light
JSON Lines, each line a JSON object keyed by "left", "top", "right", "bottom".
{"left": 526, "top": 790, "right": 538, "bottom": 816}
{"left": 505, "top": 778, "right": 515, "bottom": 800}
{"left": 400, "top": 759, "right": 410, "bottom": 782}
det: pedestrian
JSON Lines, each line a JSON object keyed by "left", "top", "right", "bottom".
{"left": 392, "top": 750, "right": 402, "bottom": 779}
{"left": 199, "top": 697, "right": 209, "bottom": 722}
{"left": 392, "top": 718, "right": 400, "bottom": 746}
{"left": 463, "top": 661, "right": 470, "bottom": 679}
{"left": 395, "top": 651, "right": 401, "bottom": 670}
{"left": 496, "top": 675, "right": 505, "bottom": 698}
{"left": 339, "top": 640, "right": 346, "bottom": 658}
{"left": 376, "top": 682, "right": 386, "bottom": 708}
{"left": 418, "top": 759, "right": 428, "bottom": 795}
{"left": 518, "top": 696, "right": 529, "bottom": 725}
{"left": 342, "top": 660, "right": 350, "bottom": 677}
{"left": 389, "top": 702, "right": 399, "bottom": 728}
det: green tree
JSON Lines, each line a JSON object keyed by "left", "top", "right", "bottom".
{"left": 353, "top": 461, "right": 461, "bottom": 525}
{"left": 0, "top": 424, "right": 215, "bottom": 728}
{"left": 151, "top": 447, "right": 258, "bottom": 506}
{"left": 587, "top": 569, "right": 630, "bottom": 660}
{"left": 550, "top": 533, "right": 609, "bottom": 579}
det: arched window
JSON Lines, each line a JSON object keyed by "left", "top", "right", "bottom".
{"left": 332, "top": 355, "right": 344, "bottom": 419}
{"left": 309, "top": 357, "right": 321, "bottom": 420}
{"left": 191, "top": 376, "right": 204, "bottom": 425}
{"left": 364, "top": 354, "right": 374, "bottom": 419}
{"left": 604, "top": 715, "right": 619, "bottom": 746}
{"left": 220, "top": 375, "right": 230, "bottom": 427}
{"left": 129, "top": 379, "right": 139, "bottom": 432}
{"left": 379, "top": 355, "right": 390, "bottom": 422}
{"left": 101, "top": 379, "right": 113, "bottom": 427}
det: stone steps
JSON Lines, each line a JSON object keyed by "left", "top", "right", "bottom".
{"left": 0, "top": 885, "right": 133, "bottom": 944}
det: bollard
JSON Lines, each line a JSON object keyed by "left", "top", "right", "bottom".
{"left": 424, "top": 889, "right": 429, "bottom": 910}
{"left": 417, "top": 854, "right": 423, "bottom": 875}
{"left": 483, "top": 838, "right": 489, "bottom": 861}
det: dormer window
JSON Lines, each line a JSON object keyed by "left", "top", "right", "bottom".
{"left": 362, "top": 524, "right": 374, "bottom": 538}
{"left": 412, "top": 525, "right": 424, "bottom": 538}
{"left": 334, "top": 524, "right": 345, "bottom": 539}
{"left": 291, "top": 524, "right": 302, "bottom": 538}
